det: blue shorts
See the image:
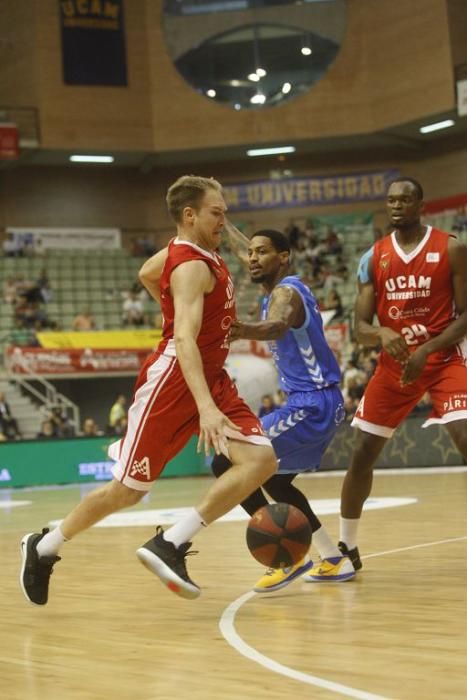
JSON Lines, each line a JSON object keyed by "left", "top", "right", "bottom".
{"left": 260, "top": 385, "right": 345, "bottom": 474}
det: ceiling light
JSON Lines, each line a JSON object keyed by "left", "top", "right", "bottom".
{"left": 282, "top": 82, "right": 292, "bottom": 94}
{"left": 250, "top": 93, "right": 266, "bottom": 104}
{"left": 230, "top": 79, "right": 241, "bottom": 87}
{"left": 206, "top": 89, "right": 216, "bottom": 97}
{"left": 234, "top": 103, "right": 241, "bottom": 110}
{"left": 70, "top": 155, "right": 114, "bottom": 163}
{"left": 256, "top": 68, "right": 266, "bottom": 77}
{"left": 419, "top": 119, "right": 455, "bottom": 134}
{"left": 248, "top": 73, "right": 260, "bottom": 82}
{"left": 247, "top": 146, "right": 296, "bottom": 157}
{"left": 301, "top": 46, "right": 312, "bottom": 56}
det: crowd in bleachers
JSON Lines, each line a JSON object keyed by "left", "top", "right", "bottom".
{"left": 0, "top": 247, "right": 161, "bottom": 345}
{"left": 5, "top": 212, "right": 467, "bottom": 437}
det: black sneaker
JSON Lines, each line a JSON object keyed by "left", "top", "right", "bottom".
{"left": 20, "top": 529, "right": 61, "bottom": 605}
{"left": 338, "top": 541, "right": 362, "bottom": 571}
{"left": 136, "top": 526, "right": 200, "bottom": 599}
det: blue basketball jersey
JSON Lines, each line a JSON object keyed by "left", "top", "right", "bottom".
{"left": 261, "top": 275, "right": 341, "bottom": 394}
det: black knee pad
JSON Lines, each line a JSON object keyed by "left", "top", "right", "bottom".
{"left": 210, "top": 453, "right": 232, "bottom": 478}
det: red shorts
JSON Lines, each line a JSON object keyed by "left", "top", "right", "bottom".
{"left": 351, "top": 353, "right": 467, "bottom": 438}
{"left": 109, "top": 350, "right": 270, "bottom": 490}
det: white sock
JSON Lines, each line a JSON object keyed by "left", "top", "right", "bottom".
{"left": 163, "top": 508, "right": 207, "bottom": 548}
{"left": 312, "top": 526, "right": 341, "bottom": 560}
{"left": 339, "top": 517, "right": 360, "bottom": 550}
{"left": 36, "top": 527, "right": 67, "bottom": 558}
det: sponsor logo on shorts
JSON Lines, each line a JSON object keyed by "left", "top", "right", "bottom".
{"left": 335, "top": 403, "right": 346, "bottom": 425}
{"left": 443, "top": 394, "right": 467, "bottom": 412}
{"left": 130, "top": 456, "right": 151, "bottom": 479}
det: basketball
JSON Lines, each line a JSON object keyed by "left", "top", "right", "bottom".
{"left": 246, "top": 503, "right": 312, "bottom": 568}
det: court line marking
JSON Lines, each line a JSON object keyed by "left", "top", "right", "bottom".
{"left": 362, "top": 534, "right": 467, "bottom": 560}
{"left": 299, "top": 465, "right": 467, "bottom": 478}
{"left": 219, "top": 592, "right": 393, "bottom": 700}
{"left": 219, "top": 533, "right": 467, "bottom": 700}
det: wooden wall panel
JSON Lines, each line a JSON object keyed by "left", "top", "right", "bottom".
{"left": 447, "top": 0, "right": 467, "bottom": 67}
{"left": 2, "top": 0, "right": 453, "bottom": 153}
{"left": 2, "top": 142, "right": 467, "bottom": 242}
{"left": 147, "top": 0, "right": 455, "bottom": 152}
{"left": 0, "top": 0, "right": 37, "bottom": 105}
{"left": 34, "top": 0, "right": 154, "bottom": 151}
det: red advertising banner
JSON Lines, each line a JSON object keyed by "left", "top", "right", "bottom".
{"left": 6, "top": 347, "right": 149, "bottom": 376}
{"left": 0, "top": 123, "right": 19, "bottom": 159}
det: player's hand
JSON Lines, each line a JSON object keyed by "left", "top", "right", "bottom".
{"left": 379, "top": 327, "right": 410, "bottom": 364}
{"left": 197, "top": 405, "right": 241, "bottom": 457}
{"left": 229, "top": 320, "right": 246, "bottom": 342}
{"left": 400, "top": 346, "right": 428, "bottom": 385}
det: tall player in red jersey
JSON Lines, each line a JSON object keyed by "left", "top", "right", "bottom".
{"left": 19, "top": 176, "right": 277, "bottom": 605}
{"left": 314, "top": 177, "right": 467, "bottom": 578}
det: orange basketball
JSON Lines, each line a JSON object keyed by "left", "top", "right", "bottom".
{"left": 246, "top": 503, "right": 311, "bottom": 568}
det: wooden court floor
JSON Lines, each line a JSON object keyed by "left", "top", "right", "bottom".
{"left": 1, "top": 468, "right": 467, "bottom": 700}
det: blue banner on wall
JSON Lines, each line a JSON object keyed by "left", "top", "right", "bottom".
{"left": 223, "top": 169, "right": 399, "bottom": 212}
{"left": 60, "top": 0, "right": 127, "bottom": 86}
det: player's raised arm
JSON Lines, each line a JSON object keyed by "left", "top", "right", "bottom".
{"left": 354, "top": 248, "right": 409, "bottom": 363}
{"left": 230, "top": 285, "right": 303, "bottom": 341}
{"left": 171, "top": 260, "right": 239, "bottom": 455}
{"left": 223, "top": 219, "right": 250, "bottom": 266}
{"left": 139, "top": 247, "right": 169, "bottom": 303}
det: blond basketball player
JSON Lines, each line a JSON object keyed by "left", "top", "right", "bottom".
{"left": 20, "top": 176, "right": 277, "bottom": 605}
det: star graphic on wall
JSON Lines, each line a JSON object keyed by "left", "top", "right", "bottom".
{"left": 323, "top": 424, "right": 357, "bottom": 470}
{"left": 431, "top": 427, "right": 463, "bottom": 465}
{"left": 384, "top": 423, "right": 417, "bottom": 466}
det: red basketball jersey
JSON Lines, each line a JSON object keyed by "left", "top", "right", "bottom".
{"left": 372, "top": 226, "right": 457, "bottom": 364}
{"left": 157, "top": 238, "right": 236, "bottom": 371}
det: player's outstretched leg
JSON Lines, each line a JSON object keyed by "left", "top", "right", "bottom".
{"left": 20, "top": 529, "right": 61, "bottom": 606}
{"left": 136, "top": 526, "right": 200, "bottom": 600}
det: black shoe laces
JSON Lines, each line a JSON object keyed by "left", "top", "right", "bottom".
{"left": 154, "top": 526, "right": 198, "bottom": 580}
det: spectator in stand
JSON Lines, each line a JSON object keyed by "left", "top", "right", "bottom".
{"left": 2, "top": 232, "right": 23, "bottom": 257}
{"left": 112, "top": 415, "right": 128, "bottom": 437}
{"left": 36, "top": 419, "right": 57, "bottom": 439}
{"left": 81, "top": 418, "right": 104, "bottom": 437}
{"left": 322, "top": 226, "right": 343, "bottom": 255}
{"left": 9, "top": 319, "right": 39, "bottom": 347}
{"left": 304, "top": 223, "right": 319, "bottom": 249}
{"left": 285, "top": 221, "right": 302, "bottom": 250}
{"left": 72, "top": 309, "right": 97, "bottom": 332}
{"left": 0, "top": 392, "right": 22, "bottom": 440}
{"left": 273, "top": 389, "right": 287, "bottom": 407}
{"left": 122, "top": 290, "right": 145, "bottom": 327}
{"left": 130, "top": 280, "right": 150, "bottom": 302}
{"left": 3, "top": 276, "right": 18, "bottom": 304}
{"left": 108, "top": 394, "right": 127, "bottom": 434}
{"left": 46, "top": 406, "right": 75, "bottom": 438}
{"left": 36, "top": 269, "right": 53, "bottom": 304}
{"left": 258, "top": 394, "right": 278, "bottom": 418}
{"left": 343, "top": 377, "right": 366, "bottom": 417}
{"left": 323, "top": 288, "right": 344, "bottom": 321}
{"left": 130, "top": 235, "right": 157, "bottom": 258}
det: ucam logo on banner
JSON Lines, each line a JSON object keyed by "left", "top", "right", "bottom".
{"left": 223, "top": 169, "right": 399, "bottom": 212}
{"left": 6, "top": 227, "right": 121, "bottom": 250}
